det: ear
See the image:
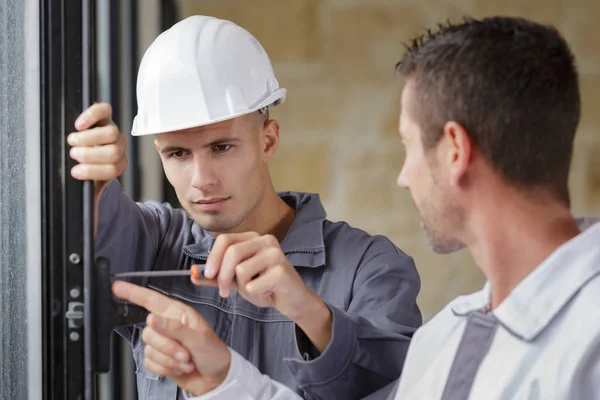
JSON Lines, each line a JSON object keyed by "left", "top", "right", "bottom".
{"left": 261, "top": 119, "right": 280, "bottom": 161}
{"left": 443, "top": 121, "right": 472, "bottom": 186}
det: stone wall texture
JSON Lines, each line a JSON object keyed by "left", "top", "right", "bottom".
{"left": 175, "top": 0, "right": 600, "bottom": 321}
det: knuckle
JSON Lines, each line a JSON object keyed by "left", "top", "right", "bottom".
{"left": 264, "top": 234, "right": 278, "bottom": 246}
{"left": 143, "top": 344, "right": 152, "bottom": 358}
{"left": 167, "top": 358, "right": 179, "bottom": 370}
{"left": 214, "top": 234, "right": 228, "bottom": 249}
{"left": 273, "top": 264, "right": 286, "bottom": 279}
{"left": 107, "top": 144, "right": 121, "bottom": 163}
{"left": 181, "top": 305, "right": 195, "bottom": 319}
{"left": 99, "top": 102, "right": 112, "bottom": 116}
{"left": 221, "top": 235, "right": 233, "bottom": 247}
{"left": 234, "top": 264, "right": 245, "bottom": 277}
{"left": 227, "top": 243, "right": 241, "bottom": 261}
{"left": 166, "top": 343, "right": 178, "bottom": 357}
{"left": 244, "top": 282, "right": 256, "bottom": 295}
{"left": 267, "top": 247, "right": 282, "bottom": 261}
{"left": 173, "top": 313, "right": 187, "bottom": 330}
{"left": 107, "top": 125, "right": 120, "bottom": 142}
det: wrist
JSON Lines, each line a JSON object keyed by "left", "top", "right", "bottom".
{"left": 293, "top": 292, "right": 332, "bottom": 353}
{"left": 188, "top": 349, "right": 231, "bottom": 396}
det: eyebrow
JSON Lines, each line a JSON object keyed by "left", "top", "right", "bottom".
{"left": 205, "top": 137, "right": 241, "bottom": 147}
{"left": 159, "top": 137, "right": 241, "bottom": 154}
{"left": 160, "top": 146, "right": 188, "bottom": 154}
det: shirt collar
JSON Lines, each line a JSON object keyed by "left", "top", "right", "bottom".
{"left": 183, "top": 191, "right": 327, "bottom": 268}
{"left": 452, "top": 217, "right": 600, "bottom": 342}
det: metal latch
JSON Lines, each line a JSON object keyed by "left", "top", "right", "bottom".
{"left": 66, "top": 301, "right": 84, "bottom": 328}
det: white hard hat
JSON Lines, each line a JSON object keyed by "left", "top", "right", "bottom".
{"left": 131, "top": 15, "right": 286, "bottom": 136}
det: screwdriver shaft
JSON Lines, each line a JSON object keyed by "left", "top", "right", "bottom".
{"left": 112, "top": 265, "right": 204, "bottom": 279}
{"left": 112, "top": 270, "right": 191, "bottom": 278}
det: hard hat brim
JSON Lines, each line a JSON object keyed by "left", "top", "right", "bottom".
{"left": 130, "top": 88, "right": 286, "bottom": 136}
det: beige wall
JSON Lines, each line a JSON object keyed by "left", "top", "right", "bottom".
{"left": 175, "top": 0, "right": 600, "bottom": 321}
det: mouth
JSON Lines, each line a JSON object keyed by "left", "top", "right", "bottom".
{"left": 192, "top": 197, "right": 231, "bottom": 213}
{"left": 194, "top": 197, "right": 230, "bottom": 205}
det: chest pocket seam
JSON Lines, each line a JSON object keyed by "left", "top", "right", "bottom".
{"left": 149, "top": 283, "right": 295, "bottom": 322}
{"left": 148, "top": 283, "right": 349, "bottom": 321}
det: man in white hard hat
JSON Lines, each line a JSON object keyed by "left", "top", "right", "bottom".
{"left": 69, "top": 15, "right": 422, "bottom": 400}
{"left": 109, "top": 15, "right": 600, "bottom": 400}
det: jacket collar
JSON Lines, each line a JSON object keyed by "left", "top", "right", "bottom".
{"left": 183, "top": 191, "right": 327, "bottom": 268}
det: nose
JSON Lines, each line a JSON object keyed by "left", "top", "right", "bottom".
{"left": 397, "top": 163, "right": 409, "bottom": 190}
{"left": 191, "top": 155, "right": 219, "bottom": 190}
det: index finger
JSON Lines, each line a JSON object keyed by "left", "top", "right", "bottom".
{"left": 205, "top": 232, "right": 259, "bottom": 278}
{"left": 75, "top": 102, "right": 113, "bottom": 130}
{"left": 112, "top": 280, "right": 178, "bottom": 315}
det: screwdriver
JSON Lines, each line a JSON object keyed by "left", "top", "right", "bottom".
{"left": 111, "top": 264, "right": 204, "bottom": 280}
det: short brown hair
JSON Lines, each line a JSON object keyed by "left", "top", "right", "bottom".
{"left": 396, "top": 16, "right": 580, "bottom": 206}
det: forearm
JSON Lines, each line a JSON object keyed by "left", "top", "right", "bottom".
{"left": 93, "top": 180, "right": 109, "bottom": 238}
{"left": 284, "top": 237, "right": 422, "bottom": 398}
{"left": 94, "top": 179, "right": 162, "bottom": 275}
{"left": 285, "top": 305, "right": 414, "bottom": 400}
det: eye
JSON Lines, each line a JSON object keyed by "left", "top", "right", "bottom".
{"left": 170, "top": 150, "right": 188, "bottom": 159}
{"left": 212, "top": 144, "right": 232, "bottom": 153}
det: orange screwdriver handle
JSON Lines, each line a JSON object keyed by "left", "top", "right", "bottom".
{"left": 191, "top": 264, "right": 202, "bottom": 280}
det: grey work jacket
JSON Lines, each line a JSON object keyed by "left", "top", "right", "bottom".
{"left": 95, "top": 179, "right": 422, "bottom": 400}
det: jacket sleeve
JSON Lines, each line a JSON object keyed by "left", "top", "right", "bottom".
{"left": 94, "top": 179, "right": 189, "bottom": 341}
{"left": 184, "top": 348, "right": 303, "bottom": 400}
{"left": 284, "top": 237, "right": 422, "bottom": 400}
{"left": 94, "top": 178, "right": 188, "bottom": 276}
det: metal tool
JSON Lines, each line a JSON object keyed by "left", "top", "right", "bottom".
{"left": 112, "top": 264, "right": 204, "bottom": 280}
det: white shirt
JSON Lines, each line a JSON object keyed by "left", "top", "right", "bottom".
{"left": 187, "top": 217, "right": 600, "bottom": 400}
{"left": 394, "top": 219, "right": 600, "bottom": 399}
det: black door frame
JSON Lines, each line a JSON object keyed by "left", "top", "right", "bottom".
{"left": 40, "top": 1, "right": 167, "bottom": 398}
{"left": 40, "top": 0, "right": 88, "bottom": 398}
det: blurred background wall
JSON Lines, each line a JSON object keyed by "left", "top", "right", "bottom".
{"left": 139, "top": 0, "right": 600, "bottom": 322}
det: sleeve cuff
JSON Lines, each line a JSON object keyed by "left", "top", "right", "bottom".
{"left": 183, "top": 347, "right": 303, "bottom": 400}
{"left": 284, "top": 304, "right": 357, "bottom": 386}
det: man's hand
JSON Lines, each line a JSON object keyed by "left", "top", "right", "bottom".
{"left": 68, "top": 103, "right": 128, "bottom": 235}
{"left": 68, "top": 102, "right": 128, "bottom": 195}
{"left": 111, "top": 280, "right": 231, "bottom": 397}
{"left": 195, "top": 232, "right": 333, "bottom": 353}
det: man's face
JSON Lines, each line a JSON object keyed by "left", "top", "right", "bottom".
{"left": 155, "top": 113, "right": 274, "bottom": 233}
{"left": 396, "top": 82, "right": 465, "bottom": 254}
